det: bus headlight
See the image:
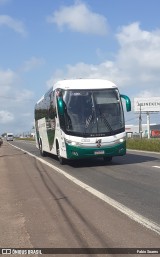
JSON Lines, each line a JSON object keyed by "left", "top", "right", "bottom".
{"left": 65, "top": 139, "right": 80, "bottom": 146}
{"left": 71, "top": 141, "right": 77, "bottom": 146}
{"left": 119, "top": 137, "right": 126, "bottom": 143}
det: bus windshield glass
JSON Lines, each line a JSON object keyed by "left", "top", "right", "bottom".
{"left": 62, "top": 89, "right": 125, "bottom": 137}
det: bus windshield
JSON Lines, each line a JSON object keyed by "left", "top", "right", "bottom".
{"left": 62, "top": 89, "right": 125, "bottom": 137}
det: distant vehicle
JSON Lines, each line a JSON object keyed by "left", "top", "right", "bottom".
{"left": 34, "top": 79, "right": 131, "bottom": 164}
{"left": 6, "top": 133, "right": 14, "bottom": 141}
{"left": 0, "top": 137, "right": 3, "bottom": 146}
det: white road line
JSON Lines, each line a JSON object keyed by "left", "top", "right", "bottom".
{"left": 152, "top": 166, "right": 160, "bottom": 169}
{"left": 10, "top": 143, "right": 160, "bottom": 236}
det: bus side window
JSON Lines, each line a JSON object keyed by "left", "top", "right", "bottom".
{"left": 48, "top": 91, "right": 57, "bottom": 119}
{"left": 52, "top": 91, "right": 57, "bottom": 117}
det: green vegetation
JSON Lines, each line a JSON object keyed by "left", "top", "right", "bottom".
{"left": 127, "top": 138, "right": 160, "bottom": 152}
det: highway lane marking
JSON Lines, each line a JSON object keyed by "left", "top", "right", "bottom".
{"left": 10, "top": 143, "right": 160, "bottom": 236}
{"left": 152, "top": 166, "right": 160, "bottom": 169}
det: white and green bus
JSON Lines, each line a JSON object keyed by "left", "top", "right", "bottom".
{"left": 35, "top": 79, "right": 131, "bottom": 164}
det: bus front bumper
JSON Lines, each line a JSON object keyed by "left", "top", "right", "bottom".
{"left": 66, "top": 141, "right": 126, "bottom": 160}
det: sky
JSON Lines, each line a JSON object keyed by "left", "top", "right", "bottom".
{"left": 1, "top": 0, "right": 160, "bottom": 135}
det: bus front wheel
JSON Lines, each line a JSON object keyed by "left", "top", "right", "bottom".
{"left": 103, "top": 156, "right": 112, "bottom": 162}
{"left": 39, "top": 139, "right": 46, "bottom": 157}
{"left": 56, "top": 142, "right": 65, "bottom": 165}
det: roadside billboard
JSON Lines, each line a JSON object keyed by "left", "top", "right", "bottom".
{"left": 134, "top": 97, "right": 160, "bottom": 112}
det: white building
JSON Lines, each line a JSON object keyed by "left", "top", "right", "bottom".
{"left": 125, "top": 123, "right": 159, "bottom": 138}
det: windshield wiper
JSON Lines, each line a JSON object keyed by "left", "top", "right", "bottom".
{"left": 98, "top": 108, "right": 113, "bottom": 132}
{"left": 85, "top": 113, "right": 93, "bottom": 128}
{"left": 101, "top": 113, "right": 113, "bottom": 131}
{"left": 84, "top": 110, "right": 95, "bottom": 133}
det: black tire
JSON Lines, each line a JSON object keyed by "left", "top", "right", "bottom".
{"left": 39, "top": 139, "right": 46, "bottom": 157}
{"left": 56, "top": 142, "right": 65, "bottom": 165}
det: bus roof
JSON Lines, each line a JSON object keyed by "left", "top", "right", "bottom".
{"left": 53, "top": 79, "right": 117, "bottom": 90}
{"left": 36, "top": 79, "right": 118, "bottom": 105}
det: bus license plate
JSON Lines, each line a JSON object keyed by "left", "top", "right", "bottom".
{"left": 94, "top": 150, "right": 105, "bottom": 155}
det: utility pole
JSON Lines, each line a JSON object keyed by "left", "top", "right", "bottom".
{"left": 146, "top": 112, "right": 150, "bottom": 139}
{"left": 139, "top": 104, "right": 142, "bottom": 138}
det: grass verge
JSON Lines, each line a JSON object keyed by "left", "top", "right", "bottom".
{"left": 127, "top": 138, "right": 160, "bottom": 152}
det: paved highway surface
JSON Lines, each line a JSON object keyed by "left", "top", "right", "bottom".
{"left": 10, "top": 140, "right": 160, "bottom": 225}
{"left": 0, "top": 140, "right": 160, "bottom": 256}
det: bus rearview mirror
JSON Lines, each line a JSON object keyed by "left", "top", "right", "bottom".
{"left": 120, "top": 94, "right": 131, "bottom": 112}
{"left": 57, "top": 97, "right": 64, "bottom": 115}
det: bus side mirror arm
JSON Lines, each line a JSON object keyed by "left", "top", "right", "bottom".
{"left": 120, "top": 94, "right": 131, "bottom": 112}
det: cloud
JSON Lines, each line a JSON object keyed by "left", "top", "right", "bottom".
{"left": 0, "top": 68, "right": 35, "bottom": 133}
{"left": 14, "top": 89, "right": 34, "bottom": 103}
{"left": 47, "top": 1, "right": 108, "bottom": 36}
{"left": 115, "top": 22, "right": 160, "bottom": 95}
{"left": 22, "top": 57, "right": 45, "bottom": 72}
{"left": 116, "top": 22, "right": 160, "bottom": 70}
{"left": 135, "top": 90, "right": 160, "bottom": 99}
{"left": 21, "top": 112, "right": 32, "bottom": 117}
{"left": 46, "top": 61, "right": 130, "bottom": 89}
{"left": 48, "top": 22, "right": 160, "bottom": 98}
{"left": 0, "top": 69, "right": 18, "bottom": 95}
{"left": 0, "top": 15, "right": 27, "bottom": 36}
{"left": 0, "top": 69, "right": 34, "bottom": 102}
{"left": 0, "top": 110, "right": 14, "bottom": 124}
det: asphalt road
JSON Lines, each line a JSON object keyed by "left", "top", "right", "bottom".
{"left": 10, "top": 139, "right": 160, "bottom": 225}
{"left": 0, "top": 140, "right": 160, "bottom": 256}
